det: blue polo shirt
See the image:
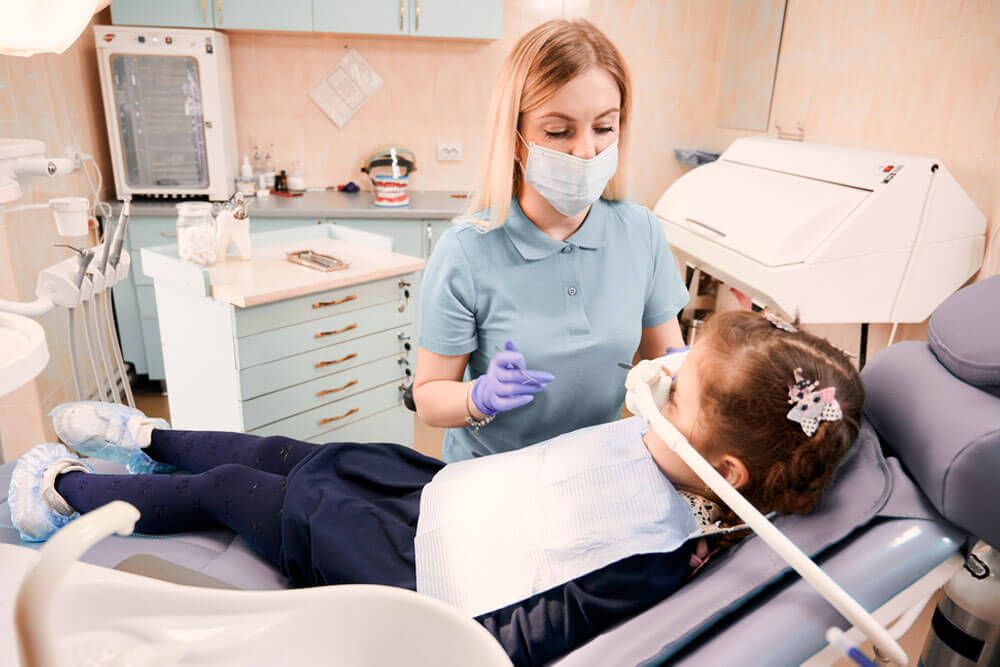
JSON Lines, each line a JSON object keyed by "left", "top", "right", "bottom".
{"left": 419, "top": 198, "right": 688, "bottom": 462}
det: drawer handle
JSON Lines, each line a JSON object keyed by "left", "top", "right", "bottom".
{"left": 313, "top": 294, "right": 358, "bottom": 309}
{"left": 319, "top": 407, "right": 360, "bottom": 425}
{"left": 160, "top": 231, "right": 178, "bottom": 239}
{"left": 316, "top": 379, "right": 359, "bottom": 397}
{"left": 315, "top": 352, "right": 358, "bottom": 369}
{"left": 316, "top": 323, "right": 358, "bottom": 338}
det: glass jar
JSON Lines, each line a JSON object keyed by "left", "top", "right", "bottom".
{"left": 175, "top": 202, "right": 217, "bottom": 266}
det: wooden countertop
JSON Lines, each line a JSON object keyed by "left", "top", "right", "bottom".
{"left": 141, "top": 226, "right": 425, "bottom": 308}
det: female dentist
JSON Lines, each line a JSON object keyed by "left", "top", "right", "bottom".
{"left": 414, "top": 19, "right": 689, "bottom": 462}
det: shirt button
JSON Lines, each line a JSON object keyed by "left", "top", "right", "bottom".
{"left": 567, "top": 286, "right": 578, "bottom": 296}
{"left": 561, "top": 246, "right": 573, "bottom": 254}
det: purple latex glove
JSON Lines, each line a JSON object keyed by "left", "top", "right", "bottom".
{"left": 471, "top": 341, "right": 555, "bottom": 417}
{"left": 665, "top": 345, "right": 690, "bottom": 356}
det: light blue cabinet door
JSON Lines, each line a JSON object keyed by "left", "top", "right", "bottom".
{"left": 313, "top": 0, "right": 408, "bottom": 36}
{"left": 215, "top": 0, "right": 313, "bottom": 31}
{"left": 328, "top": 219, "right": 423, "bottom": 259}
{"left": 111, "top": 0, "right": 215, "bottom": 28}
{"left": 111, "top": 272, "right": 149, "bottom": 376}
{"left": 425, "top": 219, "right": 457, "bottom": 257}
{"left": 409, "top": 0, "right": 502, "bottom": 39}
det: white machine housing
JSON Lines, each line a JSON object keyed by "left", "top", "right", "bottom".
{"left": 654, "top": 137, "right": 987, "bottom": 323}
{"left": 94, "top": 26, "right": 237, "bottom": 201}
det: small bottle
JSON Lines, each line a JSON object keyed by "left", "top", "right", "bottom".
{"left": 262, "top": 144, "right": 276, "bottom": 190}
{"left": 276, "top": 170, "right": 288, "bottom": 192}
{"left": 252, "top": 145, "right": 262, "bottom": 177}
{"left": 240, "top": 155, "right": 253, "bottom": 179}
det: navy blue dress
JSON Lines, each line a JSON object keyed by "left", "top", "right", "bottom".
{"left": 280, "top": 442, "right": 693, "bottom": 666}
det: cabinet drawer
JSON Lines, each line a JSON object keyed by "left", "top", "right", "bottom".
{"left": 307, "top": 405, "right": 414, "bottom": 446}
{"left": 249, "top": 382, "right": 402, "bottom": 441}
{"left": 236, "top": 300, "right": 412, "bottom": 369}
{"left": 235, "top": 277, "right": 404, "bottom": 338}
{"left": 242, "top": 355, "right": 405, "bottom": 431}
{"left": 240, "top": 325, "right": 414, "bottom": 399}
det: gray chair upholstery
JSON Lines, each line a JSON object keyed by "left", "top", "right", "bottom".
{"left": 863, "top": 275, "right": 1000, "bottom": 548}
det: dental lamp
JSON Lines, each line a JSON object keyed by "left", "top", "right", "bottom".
{"left": 0, "top": 0, "right": 111, "bottom": 58}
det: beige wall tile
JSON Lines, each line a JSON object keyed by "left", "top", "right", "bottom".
{"left": 713, "top": 0, "right": 999, "bottom": 356}
{"left": 0, "top": 17, "right": 110, "bottom": 454}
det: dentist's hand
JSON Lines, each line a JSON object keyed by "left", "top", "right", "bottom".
{"left": 471, "top": 342, "right": 555, "bottom": 416}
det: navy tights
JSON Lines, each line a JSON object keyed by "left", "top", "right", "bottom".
{"left": 54, "top": 430, "right": 316, "bottom": 565}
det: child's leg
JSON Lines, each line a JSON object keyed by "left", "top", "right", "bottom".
{"left": 145, "top": 430, "right": 316, "bottom": 476}
{"left": 55, "top": 464, "right": 286, "bottom": 565}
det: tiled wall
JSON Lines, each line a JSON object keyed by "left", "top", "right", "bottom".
{"left": 0, "top": 14, "right": 113, "bottom": 461}
{"left": 229, "top": 0, "right": 998, "bottom": 355}
{"left": 229, "top": 0, "right": 729, "bottom": 210}
{"left": 711, "top": 0, "right": 1000, "bottom": 353}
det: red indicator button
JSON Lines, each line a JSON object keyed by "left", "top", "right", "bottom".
{"left": 883, "top": 165, "right": 894, "bottom": 173}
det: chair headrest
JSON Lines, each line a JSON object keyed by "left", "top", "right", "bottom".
{"left": 928, "top": 275, "right": 1000, "bottom": 396}
{"left": 863, "top": 276, "right": 1000, "bottom": 547}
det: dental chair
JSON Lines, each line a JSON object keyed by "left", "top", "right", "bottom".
{"left": 1, "top": 276, "right": 997, "bottom": 665}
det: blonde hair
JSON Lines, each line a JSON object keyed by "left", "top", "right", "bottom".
{"left": 465, "top": 19, "right": 632, "bottom": 230}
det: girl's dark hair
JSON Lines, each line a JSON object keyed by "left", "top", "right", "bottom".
{"left": 694, "top": 311, "right": 864, "bottom": 517}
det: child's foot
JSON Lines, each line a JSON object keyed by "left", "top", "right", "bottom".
{"left": 8, "top": 443, "right": 91, "bottom": 542}
{"left": 50, "top": 402, "right": 174, "bottom": 474}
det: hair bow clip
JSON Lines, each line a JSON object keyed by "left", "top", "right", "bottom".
{"left": 786, "top": 368, "right": 842, "bottom": 436}
{"left": 763, "top": 311, "right": 797, "bottom": 333}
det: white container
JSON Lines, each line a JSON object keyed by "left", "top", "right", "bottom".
{"left": 175, "top": 202, "right": 217, "bottom": 265}
{"left": 48, "top": 197, "right": 89, "bottom": 236}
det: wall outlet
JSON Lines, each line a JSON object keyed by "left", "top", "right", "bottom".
{"left": 436, "top": 143, "right": 462, "bottom": 161}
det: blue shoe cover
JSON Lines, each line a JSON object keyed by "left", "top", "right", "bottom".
{"left": 50, "top": 401, "right": 174, "bottom": 474}
{"left": 8, "top": 443, "right": 91, "bottom": 542}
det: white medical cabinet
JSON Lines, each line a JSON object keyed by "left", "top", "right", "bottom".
{"left": 140, "top": 225, "right": 423, "bottom": 445}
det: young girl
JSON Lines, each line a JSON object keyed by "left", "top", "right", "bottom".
{"left": 9, "top": 311, "right": 862, "bottom": 666}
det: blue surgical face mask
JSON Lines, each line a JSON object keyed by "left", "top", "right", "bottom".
{"left": 519, "top": 134, "right": 619, "bottom": 217}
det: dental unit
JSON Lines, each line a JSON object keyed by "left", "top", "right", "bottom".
{"left": 0, "top": 138, "right": 135, "bottom": 407}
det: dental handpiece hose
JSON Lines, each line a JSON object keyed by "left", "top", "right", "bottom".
{"left": 105, "top": 201, "right": 135, "bottom": 408}
{"left": 631, "top": 384, "right": 908, "bottom": 666}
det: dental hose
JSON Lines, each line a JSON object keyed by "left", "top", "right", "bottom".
{"left": 89, "top": 295, "right": 121, "bottom": 404}
{"left": 79, "top": 301, "right": 108, "bottom": 402}
{"left": 102, "top": 294, "right": 134, "bottom": 408}
{"left": 66, "top": 309, "right": 83, "bottom": 401}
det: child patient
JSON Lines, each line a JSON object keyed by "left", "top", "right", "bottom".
{"left": 9, "top": 311, "right": 862, "bottom": 666}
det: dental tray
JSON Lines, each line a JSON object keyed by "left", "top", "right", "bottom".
{"left": 286, "top": 249, "right": 350, "bottom": 272}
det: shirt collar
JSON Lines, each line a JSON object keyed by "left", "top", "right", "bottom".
{"left": 503, "top": 198, "right": 609, "bottom": 260}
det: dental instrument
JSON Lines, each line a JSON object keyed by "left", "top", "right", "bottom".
{"left": 625, "top": 359, "right": 909, "bottom": 665}
{"left": 88, "top": 210, "right": 121, "bottom": 404}
{"left": 103, "top": 200, "right": 135, "bottom": 407}
{"left": 494, "top": 345, "right": 542, "bottom": 386}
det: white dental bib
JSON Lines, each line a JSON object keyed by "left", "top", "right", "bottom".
{"left": 415, "top": 417, "right": 698, "bottom": 617}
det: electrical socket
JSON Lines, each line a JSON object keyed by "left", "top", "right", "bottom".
{"left": 436, "top": 143, "right": 462, "bottom": 162}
